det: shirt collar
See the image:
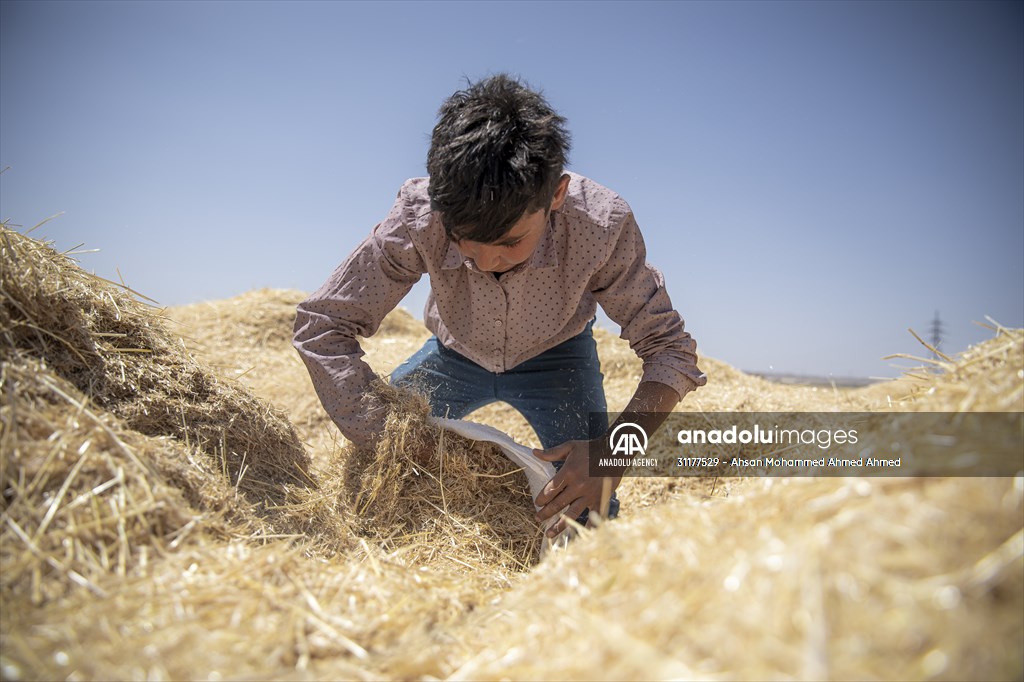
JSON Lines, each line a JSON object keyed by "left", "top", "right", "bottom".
{"left": 441, "top": 239, "right": 464, "bottom": 270}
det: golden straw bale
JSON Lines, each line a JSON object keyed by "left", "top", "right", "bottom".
{"left": 1, "top": 227, "right": 312, "bottom": 510}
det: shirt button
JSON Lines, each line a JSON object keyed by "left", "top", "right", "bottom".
{"left": 495, "top": 319, "right": 504, "bottom": 327}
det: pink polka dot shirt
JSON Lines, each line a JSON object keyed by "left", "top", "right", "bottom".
{"left": 293, "top": 172, "right": 706, "bottom": 446}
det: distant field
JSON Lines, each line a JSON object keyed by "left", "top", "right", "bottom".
{"left": 749, "top": 371, "right": 879, "bottom": 388}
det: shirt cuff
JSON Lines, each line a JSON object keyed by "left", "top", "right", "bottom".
{"left": 640, "top": 362, "right": 707, "bottom": 401}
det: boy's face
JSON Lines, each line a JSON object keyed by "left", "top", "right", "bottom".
{"left": 454, "top": 175, "right": 570, "bottom": 274}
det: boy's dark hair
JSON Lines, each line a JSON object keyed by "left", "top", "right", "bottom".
{"left": 427, "top": 74, "right": 571, "bottom": 243}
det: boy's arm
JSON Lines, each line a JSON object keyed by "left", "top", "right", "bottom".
{"left": 590, "top": 209, "right": 706, "bottom": 398}
{"left": 293, "top": 184, "right": 426, "bottom": 447}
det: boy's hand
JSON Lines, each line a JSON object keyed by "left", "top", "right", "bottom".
{"left": 531, "top": 383, "right": 683, "bottom": 538}
{"left": 532, "top": 439, "right": 619, "bottom": 538}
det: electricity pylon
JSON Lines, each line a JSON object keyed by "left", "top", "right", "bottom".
{"left": 929, "top": 310, "right": 945, "bottom": 361}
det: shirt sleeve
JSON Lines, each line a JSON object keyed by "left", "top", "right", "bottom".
{"left": 292, "top": 186, "right": 426, "bottom": 447}
{"left": 590, "top": 209, "right": 707, "bottom": 399}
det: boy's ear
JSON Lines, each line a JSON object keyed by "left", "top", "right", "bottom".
{"left": 549, "top": 174, "right": 571, "bottom": 212}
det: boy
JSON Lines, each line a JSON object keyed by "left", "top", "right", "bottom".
{"left": 293, "top": 74, "right": 706, "bottom": 539}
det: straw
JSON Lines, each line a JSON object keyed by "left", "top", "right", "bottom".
{"left": 2, "top": 223, "right": 1021, "bottom": 681}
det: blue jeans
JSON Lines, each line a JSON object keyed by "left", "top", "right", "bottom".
{"left": 390, "top": 320, "right": 619, "bottom": 521}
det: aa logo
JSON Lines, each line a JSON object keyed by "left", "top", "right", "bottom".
{"left": 609, "top": 422, "right": 648, "bottom": 457}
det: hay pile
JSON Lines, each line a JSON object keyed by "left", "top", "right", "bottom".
{"left": 2, "top": 222, "right": 1022, "bottom": 681}
{"left": 430, "top": 474, "right": 1022, "bottom": 681}
{"left": 1, "top": 226, "right": 339, "bottom": 612}
{"left": 1, "top": 225, "right": 552, "bottom": 680}
{"left": 0, "top": 228, "right": 313, "bottom": 500}
{"left": 340, "top": 381, "right": 543, "bottom": 574}
{"left": 169, "top": 289, "right": 546, "bottom": 576}
{"left": 169, "top": 290, "right": 431, "bottom": 461}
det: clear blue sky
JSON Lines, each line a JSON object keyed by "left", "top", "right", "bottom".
{"left": 2, "top": 0, "right": 1021, "bottom": 379}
